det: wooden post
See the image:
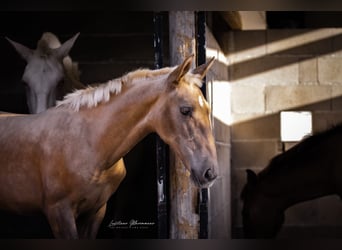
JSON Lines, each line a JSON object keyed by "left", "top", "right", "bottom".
{"left": 168, "top": 11, "right": 199, "bottom": 239}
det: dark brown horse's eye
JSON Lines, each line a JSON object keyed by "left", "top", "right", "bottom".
{"left": 180, "top": 106, "right": 193, "bottom": 116}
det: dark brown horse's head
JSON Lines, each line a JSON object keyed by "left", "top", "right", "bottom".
{"left": 241, "top": 169, "right": 285, "bottom": 238}
{"left": 152, "top": 55, "right": 218, "bottom": 188}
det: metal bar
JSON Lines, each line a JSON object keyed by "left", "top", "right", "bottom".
{"left": 153, "top": 12, "right": 169, "bottom": 239}
{"left": 196, "top": 11, "right": 210, "bottom": 239}
{"left": 197, "top": 11, "right": 207, "bottom": 97}
{"left": 199, "top": 188, "right": 209, "bottom": 238}
{"left": 154, "top": 12, "right": 164, "bottom": 69}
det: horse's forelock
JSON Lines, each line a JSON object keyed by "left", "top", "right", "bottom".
{"left": 36, "top": 32, "right": 62, "bottom": 56}
{"left": 39, "top": 32, "right": 62, "bottom": 49}
{"left": 184, "top": 73, "right": 203, "bottom": 88}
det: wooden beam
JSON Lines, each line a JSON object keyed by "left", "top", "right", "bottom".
{"left": 168, "top": 11, "right": 199, "bottom": 239}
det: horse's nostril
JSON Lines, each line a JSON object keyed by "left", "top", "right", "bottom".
{"left": 204, "top": 168, "right": 216, "bottom": 181}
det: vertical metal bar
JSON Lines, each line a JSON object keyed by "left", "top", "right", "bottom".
{"left": 199, "top": 188, "right": 209, "bottom": 238}
{"left": 153, "top": 12, "right": 169, "bottom": 239}
{"left": 197, "top": 11, "right": 207, "bottom": 97}
{"left": 154, "top": 12, "right": 163, "bottom": 69}
{"left": 196, "top": 11, "right": 209, "bottom": 239}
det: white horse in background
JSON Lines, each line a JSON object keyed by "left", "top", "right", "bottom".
{"left": 7, "top": 32, "right": 84, "bottom": 114}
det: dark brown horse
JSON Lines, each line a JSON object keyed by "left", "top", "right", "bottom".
{"left": 0, "top": 55, "right": 218, "bottom": 238}
{"left": 241, "top": 124, "right": 342, "bottom": 238}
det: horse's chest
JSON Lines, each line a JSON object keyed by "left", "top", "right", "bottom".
{"left": 74, "top": 160, "right": 126, "bottom": 214}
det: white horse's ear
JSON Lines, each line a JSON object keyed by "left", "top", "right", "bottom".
{"left": 54, "top": 32, "right": 80, "bottom": 59}
{"left": 6, "top": 37, "right": 33, "bottom": 62}
{"left": 167, "top": 54, "right": 194, "bottom": 85}
{"left": 192, "top": 57, "right": 215, "bottom": 79}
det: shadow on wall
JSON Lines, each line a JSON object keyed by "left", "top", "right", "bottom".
{"left": 222, "top": 30, "right": 342, "bottom": 82}
{"left": 231, "top": 95, "right": 342, "bottom": 238}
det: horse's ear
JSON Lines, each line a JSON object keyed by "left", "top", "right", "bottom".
{"left": 6, "top": 37, "right": 33, "bottom": 62}
{"left": 192, "top": 57, "right": 215, "bottom": 79}
{"left": 246, "top": 169, "right": 258, "bottom": 186}
{"left": 54, "top": 32, "right": 80, "bottom": 59}
{"left": 167, "top": 54, "right": 194, "bottom": 85}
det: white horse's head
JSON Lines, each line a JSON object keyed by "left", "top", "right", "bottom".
{"left": 7, "top": 32, "right": 79, "bottom": 114}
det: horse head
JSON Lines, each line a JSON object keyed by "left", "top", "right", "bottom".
{"left": 151, "top": 55, "right": 218, "bottom": 188}
{"left": 241, "top": 169, "right": 285, "bottom": 238}
{"left": 7, "top": 32, "right": 80, "bottom": 114}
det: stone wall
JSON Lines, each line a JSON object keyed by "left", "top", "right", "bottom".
{"left": 224, "top": 29, "right": 342, "bottom": 238}
{"left": 206, "top": 26, "right": 231, "bottom": 239}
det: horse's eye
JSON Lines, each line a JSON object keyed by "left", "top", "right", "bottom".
{"left": 180, "top": 106, "right": 193, "bottom": 116}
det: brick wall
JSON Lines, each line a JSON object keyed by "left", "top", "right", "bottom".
{"left": 225, "top": 29, "right": 342, "bottom": 238}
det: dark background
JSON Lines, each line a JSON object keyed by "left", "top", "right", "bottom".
{"left": 0, "top": 11, "right": 170, "bottom": 238}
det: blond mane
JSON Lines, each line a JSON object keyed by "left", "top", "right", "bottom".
{"left": 57, "top": 67, "right": 203, "bottom": 111}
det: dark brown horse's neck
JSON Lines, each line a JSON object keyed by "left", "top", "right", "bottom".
{"left": 82, "top": 81, "right": 163, "bottom": 169}
{"left": 259, "top": 171, "right": 335, "bottom": 211}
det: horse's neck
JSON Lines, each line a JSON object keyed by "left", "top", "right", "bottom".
{"left": 259, "top": 167, "right": 335, "bottom": 210}
{"left": 81, "top": 80, "right": 162, "bottom": 168}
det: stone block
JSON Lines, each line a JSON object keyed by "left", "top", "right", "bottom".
{"left": 330, "top": 28, "right": 342, "bottom": 57}
{"left": 312, "top": 111, "right": 342, "bottom": 133}
{"left": 231, "top": 113, "right": 280, "bottom": 140}
{"left": 231, "top": 140, "right": 278, "bottom": 168}
{"left": 229, "top": 56, "right": 299, "bottom": 86}
{"left": 318, "top": 57, "right": 342, "bottom": 84}
{"left": 231, "top": 113, "right": 264, "bottom": 125}
{"left": 231, "top": 84, "right": 265, "bottom": 114}
{"left": 227, "top": 31, "right": 267, "bottom": 64}
{"left": 215, "top": 143, "right": 231, "bottom": 178}
{"left": 214, "top": 117, "right": 231, "bottom": 143}
{"left": 267, "top": 29, "right": 334, "bottom": 56}
{"left": 332, "top": 85, "right": 342, "bottom": 110}
{"left": 299, "top": 57, "right": 318, "bottom": 84}
{"left": 332, "top": 96, "right": 342, "bottom": 111}
{"left": 207, "top": 62, "right": 229, "bottom": 81}
{"left": 265, "top": 85, "right": 331, "bottom": 112}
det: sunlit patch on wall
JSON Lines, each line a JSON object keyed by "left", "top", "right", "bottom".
{"left": 280, "top": 111, "right": 312, "bottom": 142}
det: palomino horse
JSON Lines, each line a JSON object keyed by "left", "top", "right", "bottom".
{"left": 241, "top": 124, "right": 342, "bottom": 238}
{"left": 7, "top": 32, "right": 84, "bottom": 113}
{"left": 0, "top": 55, "right": 218, "bottom": 238}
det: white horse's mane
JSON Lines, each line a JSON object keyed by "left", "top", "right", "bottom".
{"left": 57, "top": 67, "right": 203, "bottom": 111}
